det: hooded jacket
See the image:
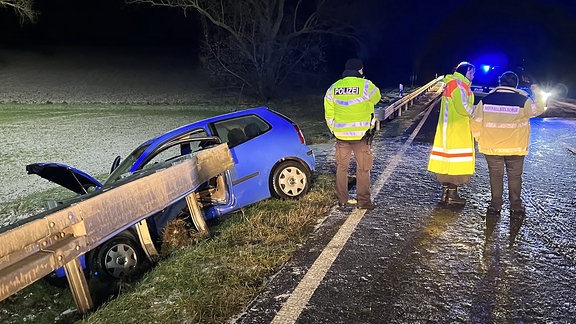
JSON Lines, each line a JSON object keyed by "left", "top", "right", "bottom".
{"left": 428, "top": 72, "right": 476, "bottom": 175}
{"left": 471, "top": 86, "right": 546, "bottom": 155}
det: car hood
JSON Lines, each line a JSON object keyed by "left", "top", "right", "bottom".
{"left": 26, "top": 163, "right": 103, "bottom": 195}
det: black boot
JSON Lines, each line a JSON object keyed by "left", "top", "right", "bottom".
{"left": 440, "top": 183, "right": 449, "bottom": 204}
{"left": 446, "top": 184, "right": 466, "bottom": 205}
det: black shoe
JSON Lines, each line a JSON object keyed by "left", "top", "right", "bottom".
{"left": 440, "top": 184, "right": 449, "bottom": 204}
{"left": 510, "top": 208, "right": 526, "bottom": 219}
{"left": 484, "top": 210, "right": 500, "bottom": 237}
{"left": 446, "top": 188, "right": 466, "bottom": 205}
{"left": 357, "top": 202, "right": 376, "bottom": 210}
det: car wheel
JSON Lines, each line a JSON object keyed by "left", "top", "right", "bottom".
{"left": 271, "top": 161, "right": 311, "bottom": 199}
{"left": 89, "top": 231, "right": 145, "bottom": 282}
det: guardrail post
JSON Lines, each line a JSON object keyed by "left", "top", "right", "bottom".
{"left": 186, "top": 193, "right": 210, "bottom": 237}
{"left": 135, "top": 219, "right": 160, "bottom": 262}
{"left": 64, "top": 257, "right": 93, "bottom": 313}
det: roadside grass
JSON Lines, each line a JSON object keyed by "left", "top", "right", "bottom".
{"left": 0, "top": 89, "right": 401, "bottom": 322}
{"left": 0, "top": 174, "right": 335, "bottom": 324}
{"left": 81, "top": 174, "right": 334, "bottom": 323}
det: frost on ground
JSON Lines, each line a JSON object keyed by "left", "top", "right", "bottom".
{"left": 0, "top": 111, "right": 210, "bottom": 206}
{"left": 0, "top": 46, "right": 223, "bottom": 217}
{"left": 0, "top": 46, "right": 211, "bottom": 104}
{"left": 1, "top": 46, "right": 574, "bottom": 224}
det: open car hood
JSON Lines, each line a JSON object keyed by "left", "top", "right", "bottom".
{"left": 26, "top": 163, "right": 103, "bottom": 195}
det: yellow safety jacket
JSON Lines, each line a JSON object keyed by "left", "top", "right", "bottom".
{"left": 324, "top": 76, "right": 381, "bottom": 140}
{"left": 471, "top": 86, "right": 546, "bottom": 155}
{"left": 427, "top": 72, "right": 475, "bottom": 175}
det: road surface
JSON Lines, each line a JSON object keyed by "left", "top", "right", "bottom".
{"left": 235, "top": 97, "right": 576, "bottom": 324}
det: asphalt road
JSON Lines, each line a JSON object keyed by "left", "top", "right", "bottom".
{"left": 234, "top": 96, "right": 576, "bottom": 323}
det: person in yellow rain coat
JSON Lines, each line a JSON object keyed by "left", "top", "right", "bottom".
{"left": 428, "top": 62, "right": 476, "bottom": 205}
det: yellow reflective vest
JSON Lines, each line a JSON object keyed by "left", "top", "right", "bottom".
{"left": 427, "top": 72, "right": 476, "bottom": 175}
{"left": 324, "top": 76, "right": 381, "bottom": 140}
{"left": 471, "top": 86, "right": 546, "bottom": 155}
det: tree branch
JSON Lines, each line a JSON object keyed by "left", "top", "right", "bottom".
{"left": 0, "top": 0, "right": 37, "bottom": 23}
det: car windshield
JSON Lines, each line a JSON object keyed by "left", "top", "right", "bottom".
{"left": 103, "top": 128, "right": 212, "bottom": 186}
{"left": 104, "top": 144, "right": 150, "bottom": 186}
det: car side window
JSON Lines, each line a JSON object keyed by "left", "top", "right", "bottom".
{"left": 143, "top": 129, "right": 208, "bottom": 169}
{"left": 212, "top": 115, "right": 270, "bottom": 148}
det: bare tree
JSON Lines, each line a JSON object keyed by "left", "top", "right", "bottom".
{"left": 0, "top": 0, "right": 37, "bottom": 23}
{"left": 126, "top": 0, "right": 354, "bottom": 98}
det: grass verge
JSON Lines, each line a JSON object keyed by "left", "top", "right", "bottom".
{"left": 0, "top": 174, "right": 335, "bottom": 323}
{"left": 0, "top": 89, "right": 404, "bottom": 322}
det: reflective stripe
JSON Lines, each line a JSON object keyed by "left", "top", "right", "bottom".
{"left": 442, "top": 97, "right": 449, "bottom": 148}
{"left": 431, "top": 147, "right": 474, "bottom": 154}
{"left": 430, "top": 146, "right": 474, "bottom": 163}
{"left": 325, "top": 85, "right": 334, "bottom": 101}
{"left": 326, "top": 117, "right": 335, "bottom": 131}
{"left": 457, "top": 80, "right": 474, "bottom": 115}
{"left": 334, "top": 130, "right": 366, "bottom": 137}
{"left": 480, "top": 146, "right": 528, "bottom": 155}
{"left": 484, "top": 121, "right": 529, "bottom": 129}
{"left": 429, "top": 155, "right": 474, "bottom": 163}
{"left": 334, "top": 97, "right": 364, "bottom": 106}
{"left": 334, "top": 121, "right": 371, "bottom": 128}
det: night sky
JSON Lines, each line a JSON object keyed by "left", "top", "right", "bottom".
{"left": 1, "top": 0, "right": 576, "bottom": 95}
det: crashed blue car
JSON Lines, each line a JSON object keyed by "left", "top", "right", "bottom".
{"left": 27, "top": 107, "right": 315, "bottom": 282}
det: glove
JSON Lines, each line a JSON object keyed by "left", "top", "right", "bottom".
{"left": 363, "top": 128, "right": 376, "bottom": 144}
{"left": 365, "top": 128, "right": 376, "bottom": 138}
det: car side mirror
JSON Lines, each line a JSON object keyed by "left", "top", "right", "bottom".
{"left": 110, "top": 155, "right": 121, "bottom": 174}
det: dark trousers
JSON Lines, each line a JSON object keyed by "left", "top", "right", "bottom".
{"left": 335, "top": 138, "right": 373, "bottom": 206}
{"left": 484, "top": 154, "right": 525, "bottom": 210}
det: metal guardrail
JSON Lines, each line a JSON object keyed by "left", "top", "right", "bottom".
{"left": 0, "top": 144, "right": 234, "bottom": 312}
{"left": 375, "top": 75, "right": 444, "bottom": 130}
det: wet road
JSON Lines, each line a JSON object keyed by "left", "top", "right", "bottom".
{"left": 235, "top": 102, "right": 576, "bottom": 323}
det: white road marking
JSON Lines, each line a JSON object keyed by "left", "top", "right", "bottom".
{"left": 271, "top": 99, "right": 438, "bottom": 323}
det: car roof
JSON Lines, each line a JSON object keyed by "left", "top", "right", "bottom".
{"left": 141, "top": 106, "right": 271, "bottom": 147}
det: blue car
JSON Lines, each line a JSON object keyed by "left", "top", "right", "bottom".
{"left": 27, "top": 107, "right": 315, "bottom": 282}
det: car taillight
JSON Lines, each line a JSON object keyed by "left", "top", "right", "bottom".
{"left": 293, "top": 124, "right": 306, "bottom": 144}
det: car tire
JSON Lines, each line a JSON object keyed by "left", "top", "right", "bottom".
{"left": 88, "top": 231, "right": 146, "bottom": 282}
{"left": 271, "top": 160, "right": 311, "bottom": 199}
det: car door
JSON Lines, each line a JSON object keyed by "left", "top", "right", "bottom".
{"left": 211, "top": 115, "right": 272, "bottom": 209}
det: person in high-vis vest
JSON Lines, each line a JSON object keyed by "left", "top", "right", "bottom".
{"left": 324, "top": 58, "right": 381, "bottom": 211}
{"left": 428, "top": 61, "right": 476, "bottom": 205}
{"left": 471, "top": 71, "right": 546, "bottom": 218}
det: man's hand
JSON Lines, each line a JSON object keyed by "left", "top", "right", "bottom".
{"left": 363, "top": 128, "right": 376, "bottom": 145}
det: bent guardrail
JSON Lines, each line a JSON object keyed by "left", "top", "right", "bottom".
{"left": 0, "top": 143, "right": 234, "bottom": 312}
{"left": 375, "top": 75, "right": 444, "bottom": 129}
